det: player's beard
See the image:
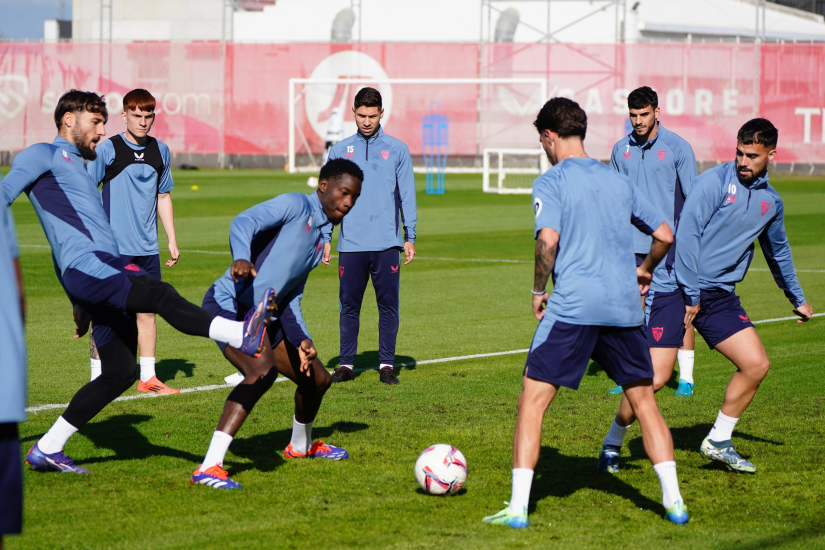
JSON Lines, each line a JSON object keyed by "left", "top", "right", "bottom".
{"left": 72, "top": 125, "right": 98, "bottom": 161}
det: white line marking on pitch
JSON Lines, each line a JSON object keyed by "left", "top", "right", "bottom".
{"left": 24, "top": 314, "right": 822, "bottom": 414}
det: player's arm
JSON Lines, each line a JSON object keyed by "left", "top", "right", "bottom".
{"left": 674, "top": 176, "right": 721, "bottom": 309}
{"left": 397, "top": 144, "right": 417, "bottom": 264}
{"left": 533, "top": 227, "right": 558, "bottom": 320}
{"left": 675, "top": 141, "right": 699, "bottom": 196}
{"left": 2, "top": 145, "right": 51, "bottom": 205}
{"left": 3, "top": 207, "right": 24, "bottom": 322}
{"left": 279, "top": 283, "right": 316, "bottom": 375}
{"left": 85, "top": 140, "right": 114, "bottom": 185}
{"left": 157, "top": 144, "right": 179, "bottom": 267}
{"left": 610, "top": 143, "right": 620, "bottom": 172}
{"left": 629, "top": 183, "right": 672, "bottom": 294}
{"left": 229, "top": 196, "right": 297, "bottom": 281}
{"left": 321, "top": 222, "right": 334, "bottom": 265}
{"left": 757, "top": 200, "right": 812, "bottom": 322}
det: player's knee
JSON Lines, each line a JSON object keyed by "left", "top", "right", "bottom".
{"left": 753, "top": 357, "right": 770, "bottom": 380}
{"left": 652, "top": 372, "right": 669, "bottom": 391}
{"left": 99, "top": 368, "right": 137, "bottom": 392}
{"left": 317, "top": 367, "right": 332, "bottom": 393}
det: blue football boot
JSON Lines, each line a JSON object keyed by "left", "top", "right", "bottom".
{"left": 665, "top": 500, "right": 689, "bottom": 525}
{"left": 598, "top": 444, "right": 621, "bottom": 473}
{"left": 238, "top": 288, "right": 276, "bottom": 357}
{"left": 26, "top": 443, "right": 90, "bottom": 474}
{"left": 674, "top": 379, "right": 695, "bottom": 397}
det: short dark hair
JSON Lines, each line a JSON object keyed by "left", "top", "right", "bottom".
{"left": 123, "top": 88, "right": 156, "bottom": 112}
{"left": 627, "top": 86, "right": 658, "bottom": 110}
{"left": 320, "top": 158, "right": 364, "bottom": 184}
{"left": 533, "top": 97, "right": 587, "bottom": 139}
{"left": 738, "top": 118, "right": 778, "bottom": 149}
{"left": 354, "top": 87, "right": 382, "bottom": 110}
{"left": 54, "top": 90, "right": 108, "bottom": 130}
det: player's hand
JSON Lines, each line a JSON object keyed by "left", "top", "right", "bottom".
{"left": 166, "top": 242, "right": 180, "bottom": 267}
{"left": 321, "top": 242, "right": 332, "bottom": 265}
{"left": 298, "top": 339, "right": 317, "bottom": 376}
{"left": 231, "top": 260, "right": 257, "bottom": 282}
{"left": 532, "top": 291, "right": 549, "bottom": 320}
{"left": 793, "top": 302, "right": 814, "bottom": 323}
{"left": 404, "top": 242, "right": 416, "bottom": 265}
{"left": 636, "top": 266, "right": 653, "bottom": 296}
{"left": 684, "top": 303, "right": 700, "bottom": 329}
{"left": 73, "top": 304, "right": 91, "bottom": 339}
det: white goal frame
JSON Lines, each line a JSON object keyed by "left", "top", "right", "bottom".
{"left": 288, "top": 77, "right": 548, "bottom": 173}
{"left": 482, "top": 148, "right": 548, "bottom": 194}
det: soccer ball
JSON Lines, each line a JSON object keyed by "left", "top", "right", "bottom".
{"left": 414, "top": 444, "right": 468, "bottom": 495}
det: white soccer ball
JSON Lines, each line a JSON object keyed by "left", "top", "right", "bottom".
{"left": 414, "top": 444, "right": 468, "bottom": 495}
{"left": 307, "top": 176, "right": 319, "bottom": 188}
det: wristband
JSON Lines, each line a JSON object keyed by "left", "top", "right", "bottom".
{"left": 531, "top": 289, "right": 546, "bottom": 296}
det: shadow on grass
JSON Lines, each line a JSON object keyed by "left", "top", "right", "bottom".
{"left": 156, "top": 358, "right": 196, "bottom": 381}
{"left": 726, "top": 521, "right": 825, "bottom": 549}
{"left": 414, "top": 487, "right": 468, "bottom": 497}
{"left": 78, "top": 414, "right": 203, "bottom": 465}
{"left": 325, "top": 352, "right": 416, "bottom": 380}
{"left": 531, "top": 445, "right": 662, "bottom": 515}
{"left": 228, "top": 420, "right": 368, "bottom": 475}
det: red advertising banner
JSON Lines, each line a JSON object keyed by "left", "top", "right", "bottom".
{"left": 0, "top": 42, "right": 822, "bottom": 163}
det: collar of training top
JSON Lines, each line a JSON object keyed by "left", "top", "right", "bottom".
{"left": 53, "top": 135, "right": 81, "bottom": 156}
{"left": 629, "top": 122, "right": 666, "bottom": 150}
{"left": 355, "top": 125, "right": 383, "bottom": 143}
{"left": 730, "top": 161, "right": 770, "bottom": 190}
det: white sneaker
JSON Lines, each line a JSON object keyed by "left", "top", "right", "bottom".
{"left": 224, "top": 372, "right": 244, "bottom": 386}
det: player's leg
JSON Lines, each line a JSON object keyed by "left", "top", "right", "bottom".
{"left": 675, "top": 327, "right": 696, "bottom": 397}
{"left": 89, "top": 328, "right": 101, "bottom": 381}
{"left": 370, "top": 249, "right": 401, "bottom": 385}
{"left": 334, "top": 251, "right": 370, "bottom": 382}
{"left": 608, "top": 252, "right": 649, "bottom": 395}
{"left": 28, "top": 313, "right": 138, "bottom": 474}
{"left": 0, "top": 423, "right": 23, "bottom": 545}
{"left": 597, "top": 326, "right": 688, "bottom": 524}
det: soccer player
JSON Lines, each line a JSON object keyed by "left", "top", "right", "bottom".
{"left": 87, "top": 88, "right": 180, "bottom": 393}
{"left": 194, "top": 159, "right": 363, "bottom": 489}
{"left": 322, "top": 87, "right": 417, "bottom": 385}
{"left": 0, "top": 197, "right": 26, "bottom": 548}
{"left": 675, "top": 118, "right": 813, "bottom": 473}
{"left": 605, "top": 86, "right": 699, "bottom": 399}
{"left": 2, "top": 90, "right": 274, "bottom": 474}
{"left": 482, "top": 98, "right": 688, "bottom": 529}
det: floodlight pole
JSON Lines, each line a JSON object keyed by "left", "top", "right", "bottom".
{"left": 219, "top": 0, "right": 234, "bottom": 169}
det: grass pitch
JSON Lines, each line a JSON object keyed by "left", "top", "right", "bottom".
{"left": 5, "top": 169, "right": 825, "bottom": 549}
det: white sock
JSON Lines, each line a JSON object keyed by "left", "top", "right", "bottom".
{"left": 708, "top": 411, "right": 738, "bottom": 442}
{"left": 340, "top": 364, "right": 353, "bottom": 371}
{"left": 677, "top": 350, "right": 695, "bottom": 384}
{"left": 603, "top": 418, "right": 630, "bottom": 448}
{"left": 90, "top": 359, "right": 102, "bottom": 381}
{"left": 290, "top": 416, "right": 313, "bottom": 455}
{"left": 38, "top": 416, "right": 79, "bottom": 454}
{"left": 208, "top": 317, "right": 243, "bottom": 348}
{"left": 509, "top": 468, "right": 533, "bottom": 513}
{"left": 139, "top": 357, "right": 156, "bottom": 383}
{"left": 199, "top": 431, "right": 234, "bottom": 471}
{"left": 379, "top": 363, "right": 393, "bottom": 369}
{"left": 653, "top": 461, "right": 682, "bottom": 508}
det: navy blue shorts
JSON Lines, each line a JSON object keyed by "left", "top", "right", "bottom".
{"left": 645, "top": 289, "right": 687, "bottom": 348}
{"left": 635, "top": 254, "right": 648, "bottom": 297}
{"left": 202, "top": 285, "right": 284, "bottom": 355}
{"left": 121, "top": 254, "right": 161, "bottom": 280}
{"left": 0, "top": 423, "right": 22, "bottom": 536}
{"left": 63, "top": 252, "right": 149, "bottom": 348}
{"left": 525, "top": 319, "right": 654, "bottom": 389}
{"left": 693, "top": 289, "right": 754, "bottom": 349}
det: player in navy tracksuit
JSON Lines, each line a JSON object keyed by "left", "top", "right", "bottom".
{"left": 87, "top": 88, "right": 180, "bottom": 393}
{"left": 2, "top": 91, "right": 274, "bottom": 475}
{"left": 675, "top": 119, "right": 813, "bottom": 473}
{"left": 605, "top": 86, "right": 700, "bottom": 399}
{"left": 322, "top": 87, "right": 417, "bottom": 385}
{"left": 193, "top": 159, "right": 363, "bottom": 489}
{"left": 483, "top": 98, "right": 688, "bottom": 529}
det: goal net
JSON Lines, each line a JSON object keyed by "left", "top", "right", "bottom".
{"left": 288, "top": 77, "right": 547, "bottom": 174}
{"left": 482, "top": 148, "right": 547, "bottom": 194}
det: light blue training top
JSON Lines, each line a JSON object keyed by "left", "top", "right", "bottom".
{"left": 675, "top": 162, "right": 806, "bottom": 307}
{"left": 212, "top": 191, "right": 331, "bottom": 346}
{"left": 533, "top": 157, "right": 666, "bottom": 327}
{"left": 87, "top": 133, "right": 174, "bottom": 257}
{"left": 325, "top": 126, "right": 416, "bottom": 252}
{"left": 0, "top": 200, "right": 27, "bottom": 423}
{"left": 610, "top": 123, "right": 698, "bottom": 293}
{"left": 2, "top": 137, "right": 122, "bottom": 281}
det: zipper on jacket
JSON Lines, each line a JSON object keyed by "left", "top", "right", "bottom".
{"left": 366, "top": 135, "right": 369, "bottom": 161}
{"left": 746, "top": 188, "right": 751, "bottom": 209}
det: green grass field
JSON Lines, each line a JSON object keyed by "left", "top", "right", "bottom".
{"left": 5, "top": 169, "right": 825, "bottom": 549}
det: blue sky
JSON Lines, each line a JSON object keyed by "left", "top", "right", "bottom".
{"left": 0, "top": 0, "right": 71, "bottom": 40}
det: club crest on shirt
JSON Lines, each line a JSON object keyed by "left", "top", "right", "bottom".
{"left": 761, "top": 201, "right": 770, "bottom": 215}
{"left": 62, "top": 150, "right": 71, "bottom": 162}
{"left": 134, "top": 152, "right": 144, "bottom": 161}
{"left": 652, "top": 327, "right": 664, "bottom": 342}
{"left": 533, "top": 197, "right": 543, "bottom": 218}
{"left": 345, "top": 145, "right": 354, "bottom": 158}
{"left": 658, "top": 150, "right": 667, "bottom": 161}
{"left": 381, "top": 150, "right": 390, "bottom": 160}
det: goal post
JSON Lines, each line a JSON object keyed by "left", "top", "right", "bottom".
{"left": 288, "top": 77, "right": 548, "bottom": 174}
{"left": 482, "top": 148, "right": 548, "bottom": 194}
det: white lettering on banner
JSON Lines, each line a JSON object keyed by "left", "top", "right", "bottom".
{"left": 612, "top": 88, "right": 629, "bottom": 115}
{"left": 0, "top": 75, "right": 28, "bottom": 119}
{"left": 162, "top": 94, "right": 181, "bottom": 116}
{"left": 723, "top": 89, "right": 738, "bottom": 116}
{"left": 794, "top": 107, "right": 820, "bottom": 144}
{"left": 105, "top": 92, "right": 123, "bottom": 114}
{"left": 182, "top": 93, "right": 211, "bottom": 116}
{"left": 585, "top": 88, "right": 603, "bottom": 114}
{"left": 695, "top": 89, "right": 713, "bottom": 116}
{"left": 41, "top": 91, "right": 57, "bottom": 114}
{"left": 666, "top": 89, "right": 684, "bottom": 116}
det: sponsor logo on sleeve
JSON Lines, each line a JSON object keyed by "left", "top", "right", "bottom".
{"left": 658, "top": 150, "right": 667, "bottom": 161}
{"left": 761, "top": 201, "right": 770, "bottom": 215}
{"left": 533, "top": 197, "right": 543, "bottom": 218}
{"left": 62, "top": 150, "right": 72, "bottom": 162}
{"left": 652, "top": 327, "right": 664, "bottom": 342}
{"left": 306, "top": 216, "right": 313, "bottom": 232}
{"left": 381, "top": 150, "right": 390, "bottom": 160}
